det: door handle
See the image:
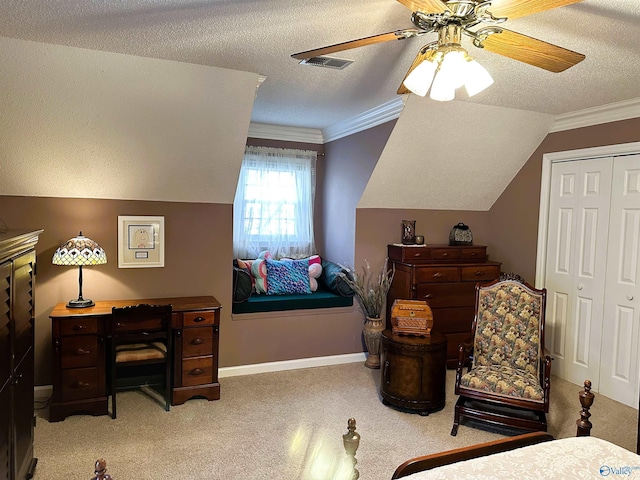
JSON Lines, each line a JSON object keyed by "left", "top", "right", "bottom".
{"left": 383, "top": 360, "right": 391, "bottom": 385}
{"left": 577, "top": 284, "right": 583, "bottom": 290}
{"left": 628, "top": 295, "right": 634, "bottom": 301}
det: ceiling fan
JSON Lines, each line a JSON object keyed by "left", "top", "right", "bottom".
{"left": 292, "top": 0, "right": 586, "bottom": 101}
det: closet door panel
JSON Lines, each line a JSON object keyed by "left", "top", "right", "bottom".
{"left": 546, "top": 157, "right": 612, "bottom": 387}
{"left": 600, "top": 154, "right": 640, "bottom": 407}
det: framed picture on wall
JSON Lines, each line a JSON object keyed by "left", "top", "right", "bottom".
{"left": 118, "top": 215, "right": 165, "bottom": 268}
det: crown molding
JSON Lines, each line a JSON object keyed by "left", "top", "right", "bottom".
{"left": 551, "top": 97, "right": 640, "bottom": 132}
{"left": 249, "top": 96, "right": 640, "bottom": 144}
{"left": 322, "top": 96, "right": 407, "bottom": 143}
{"left": 247, "top": 122, "right": 324, "bottom": 144}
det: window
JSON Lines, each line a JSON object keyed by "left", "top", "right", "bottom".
{"left": 233, "top": 146, "right": 316, "bottom": 259}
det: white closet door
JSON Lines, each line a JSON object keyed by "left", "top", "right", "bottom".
{"left": 545, "top": 157, "right": 613, "bottom": 388}
{"left": 599, "top": 154, "right": 640, "bottom": 407}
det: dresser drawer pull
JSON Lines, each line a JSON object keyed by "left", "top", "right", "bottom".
{"left": 115, "top": 322, "right": 125, "bottom": 328}
{"left": 190, "top": 338, "right": 204, "bottom": 345}
{"left": 432, "top": 272, "right": 443, "bottom": 278}
{"left": 470, "top": 252, "right": 478, "bottom": 256}
{"left": 441, "top": 252, "right": 449, "bottom": 257}
{"left": 413, "top": 252, "right": 421, "bottom": 257}
{"left": 189, "top": 368, "right": 205, "bottom": 376}
{"left": 73, "top": 381, "right": 90, "bottom": 389}
{"left": 422, "top": 294, "right": 433, "bottom": 299}
{"left": 75, "top": 348, "right": 91, "bottom": 355}
{"left": 474, "top": 271, "right": 484, "bottom": 276}
{"left": 73, "top": 324, "right": 87, "bottom": 331}
{"left": 192, "top": 316, "right": 206, "bottom": 323}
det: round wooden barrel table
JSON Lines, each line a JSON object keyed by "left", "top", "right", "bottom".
{"left": 380, "top": 329, "right": 447, "bottom": 415}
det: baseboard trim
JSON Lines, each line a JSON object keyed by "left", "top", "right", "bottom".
{"left": 34, "top": 353, "right": 368, "bottom": 397}
{"left": 218, "top": 352, "right": 367, "bottom": 378}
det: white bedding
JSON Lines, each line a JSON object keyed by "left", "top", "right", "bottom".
{"left": 404, "top": 437, "right": 640, "bottom": 479}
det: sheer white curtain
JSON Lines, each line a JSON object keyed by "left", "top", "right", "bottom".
{"left": 233, "top": 146, "right": 317, "bottom": 259}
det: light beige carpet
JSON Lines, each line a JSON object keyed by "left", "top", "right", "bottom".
{"left": 33, "top": 363, "right": 637, "bottom": 479}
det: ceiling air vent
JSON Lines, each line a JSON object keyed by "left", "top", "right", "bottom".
{"left": 299, "top": 56, "right": 353, "bottom": 70}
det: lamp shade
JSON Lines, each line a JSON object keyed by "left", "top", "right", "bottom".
{"left": 52, "top": 232, "right": 107, "bottom": 308}
{"left": 52, "top": 232, "right": 107, "bottom": 266}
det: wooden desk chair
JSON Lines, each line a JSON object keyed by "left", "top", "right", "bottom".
{"left": 451, "top": 277, "right": 551, "bottom": 435}
{"left": 110, "top": 304, "right": 172, "bottom": 419}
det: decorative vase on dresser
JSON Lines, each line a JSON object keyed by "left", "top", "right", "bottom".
{"left": 386, "top": 244, "right": 500, "bottom": 367}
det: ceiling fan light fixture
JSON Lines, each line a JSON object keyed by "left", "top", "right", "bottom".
{"left": 402, "top": 56, "right": 438, "bottom": 97}
{"left": 464, "top": 58, "right": 494, "bottom": 97}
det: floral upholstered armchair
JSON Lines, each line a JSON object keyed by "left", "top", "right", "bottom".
{"left": 451, "top": 277, "right": 550, "bottom": 436}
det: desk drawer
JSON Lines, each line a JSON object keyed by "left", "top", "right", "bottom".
{"left": 182, "top": 357, "right": 214, "bottom": 386}
{"left": 60, "top": 317, "right": 98, "bottom": 336}
{"left": 113, "top": 317, "right": 164, "bottom": 332}
{"left": 460, "top": 265, "right": 500, "bottom": 282}
{"left": 61, "top": 367, "right": 100, "bottom": 400}
{"left": 415, "top": 267, "right": 459, "bottom": 283}
{"left": 183, "top": 311, "right": 216, "bottom": 327}
{"left": 61, "top": 336, "right": 98, "bottom": 368}
{"left": 182, "top": 327, "right": 213, "bottom": 358}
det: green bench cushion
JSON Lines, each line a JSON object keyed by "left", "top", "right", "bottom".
{"left": 232, "top": 289, "right": 353, "bottom": 314}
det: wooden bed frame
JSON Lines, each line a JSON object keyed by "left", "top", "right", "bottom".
{"left": 391, "top": 380, "right": 595, "bottom": 479}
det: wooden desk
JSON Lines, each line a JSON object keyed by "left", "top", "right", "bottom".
{"left": 49, "top": 296, "right": 221, "bottom": 422}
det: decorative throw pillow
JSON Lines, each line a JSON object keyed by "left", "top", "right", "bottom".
{"left": 319, "top": 260, "right": 354, "bottom": 297}
{"left": 308, "top": 255, "right": 323, "bottom": 292}
{"left": 266, "top": 258, "right": 311, "bottom": 295}
{"left": 232, "top": 266, "right": 253, "bottom": 303}
{"left": 251, "top": 251, "right": 271, "bottom": 294}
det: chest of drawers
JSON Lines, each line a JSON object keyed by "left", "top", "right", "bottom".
{"left": 387, "top": 245, "right": 500, "bottom": 367}
{"left": 50, "top": 296, "right": 221, "bottom": 421}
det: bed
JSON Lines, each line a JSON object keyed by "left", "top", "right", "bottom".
{"left": 392, "top": 380, "right": 639, "bottom": 479}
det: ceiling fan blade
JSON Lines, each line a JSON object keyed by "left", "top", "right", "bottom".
{"left": 481, "top": 28, "right": 585, "bottom": 72}
{"left": 291, "top": 29, "right": 424, "bottom": 60}
{"left": 486, "top": 0, "right": 583, "bottom": 21}
{"left": 397, "top": 47, "right": 434, "bottom": 95}
{"left": 396, "top": 0, "right": 450, "bottom": 14}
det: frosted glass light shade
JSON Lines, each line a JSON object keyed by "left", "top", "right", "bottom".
{"left": 465, "top": 59, "right": 494, "bottom": 97}
{"left": 403, "top": 58, "right": 438, "bottom": 97}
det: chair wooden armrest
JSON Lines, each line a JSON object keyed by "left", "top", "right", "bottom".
{"left": 391, "top": 432, "right": 555, "bottom": 479}
{"left": 454, "top": 341, "right": 473, "bottom": 393}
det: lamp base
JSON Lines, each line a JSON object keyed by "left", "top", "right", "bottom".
{"left": 67, "top": 298, "right": 95, "bottom": 308}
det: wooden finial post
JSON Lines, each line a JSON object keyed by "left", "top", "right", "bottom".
{"left": 342, "top": 418, "right": 361, "bottom": 480}
{"left": 91, "top": 459, "right": 113, "bottom": 480}
{"left": 576, "top": 380, "right": 594, "bottom": 437}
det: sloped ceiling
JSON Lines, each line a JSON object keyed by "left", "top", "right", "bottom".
{"left": 359, "top": 96, "right": 555, "bottom": 210}
{"left": 0, "top": 1, "right": 638, "bottom": 130}
{"left": 0, "top": 37, "right": 257, "bottom": 204}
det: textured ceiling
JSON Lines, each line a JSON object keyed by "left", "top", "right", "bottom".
{"left": 1, "top": 1, "right": 639, "bottom": 130}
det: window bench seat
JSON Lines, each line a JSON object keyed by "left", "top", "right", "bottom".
{"left": 232, "top": 288, "right": 353, "bottom": 315}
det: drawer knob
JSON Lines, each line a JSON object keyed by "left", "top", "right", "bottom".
{"left": 193, "top": 316, "right": 206, "bottom": 323}
{"left": 73, "top": 324, "right": 87, "bottom": 331}
{"left": 74, "top": 381, "right": 90, "bottom": 389}
{"left": 474, "top": 271, "right": 483, "bottom": 276}
{"left": 441, "top": 252, "right": 449, "bottom": 257}
{"left": 190, "top": 338, "right": 204, "bottom": 345}
{"left": 189, "top": 368, "right": 205, "bottom": 376}
{"left": 433, "top": 272, "right": 443, "bottom": 278}
{"left": 413, "top": 252, "right": 421, "bottom": 257}
{"left": 423, "top": 294, "right": 433, "bottom": 299}
{"left": 75, "top": 348, "right": 91, "bottom": 355}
